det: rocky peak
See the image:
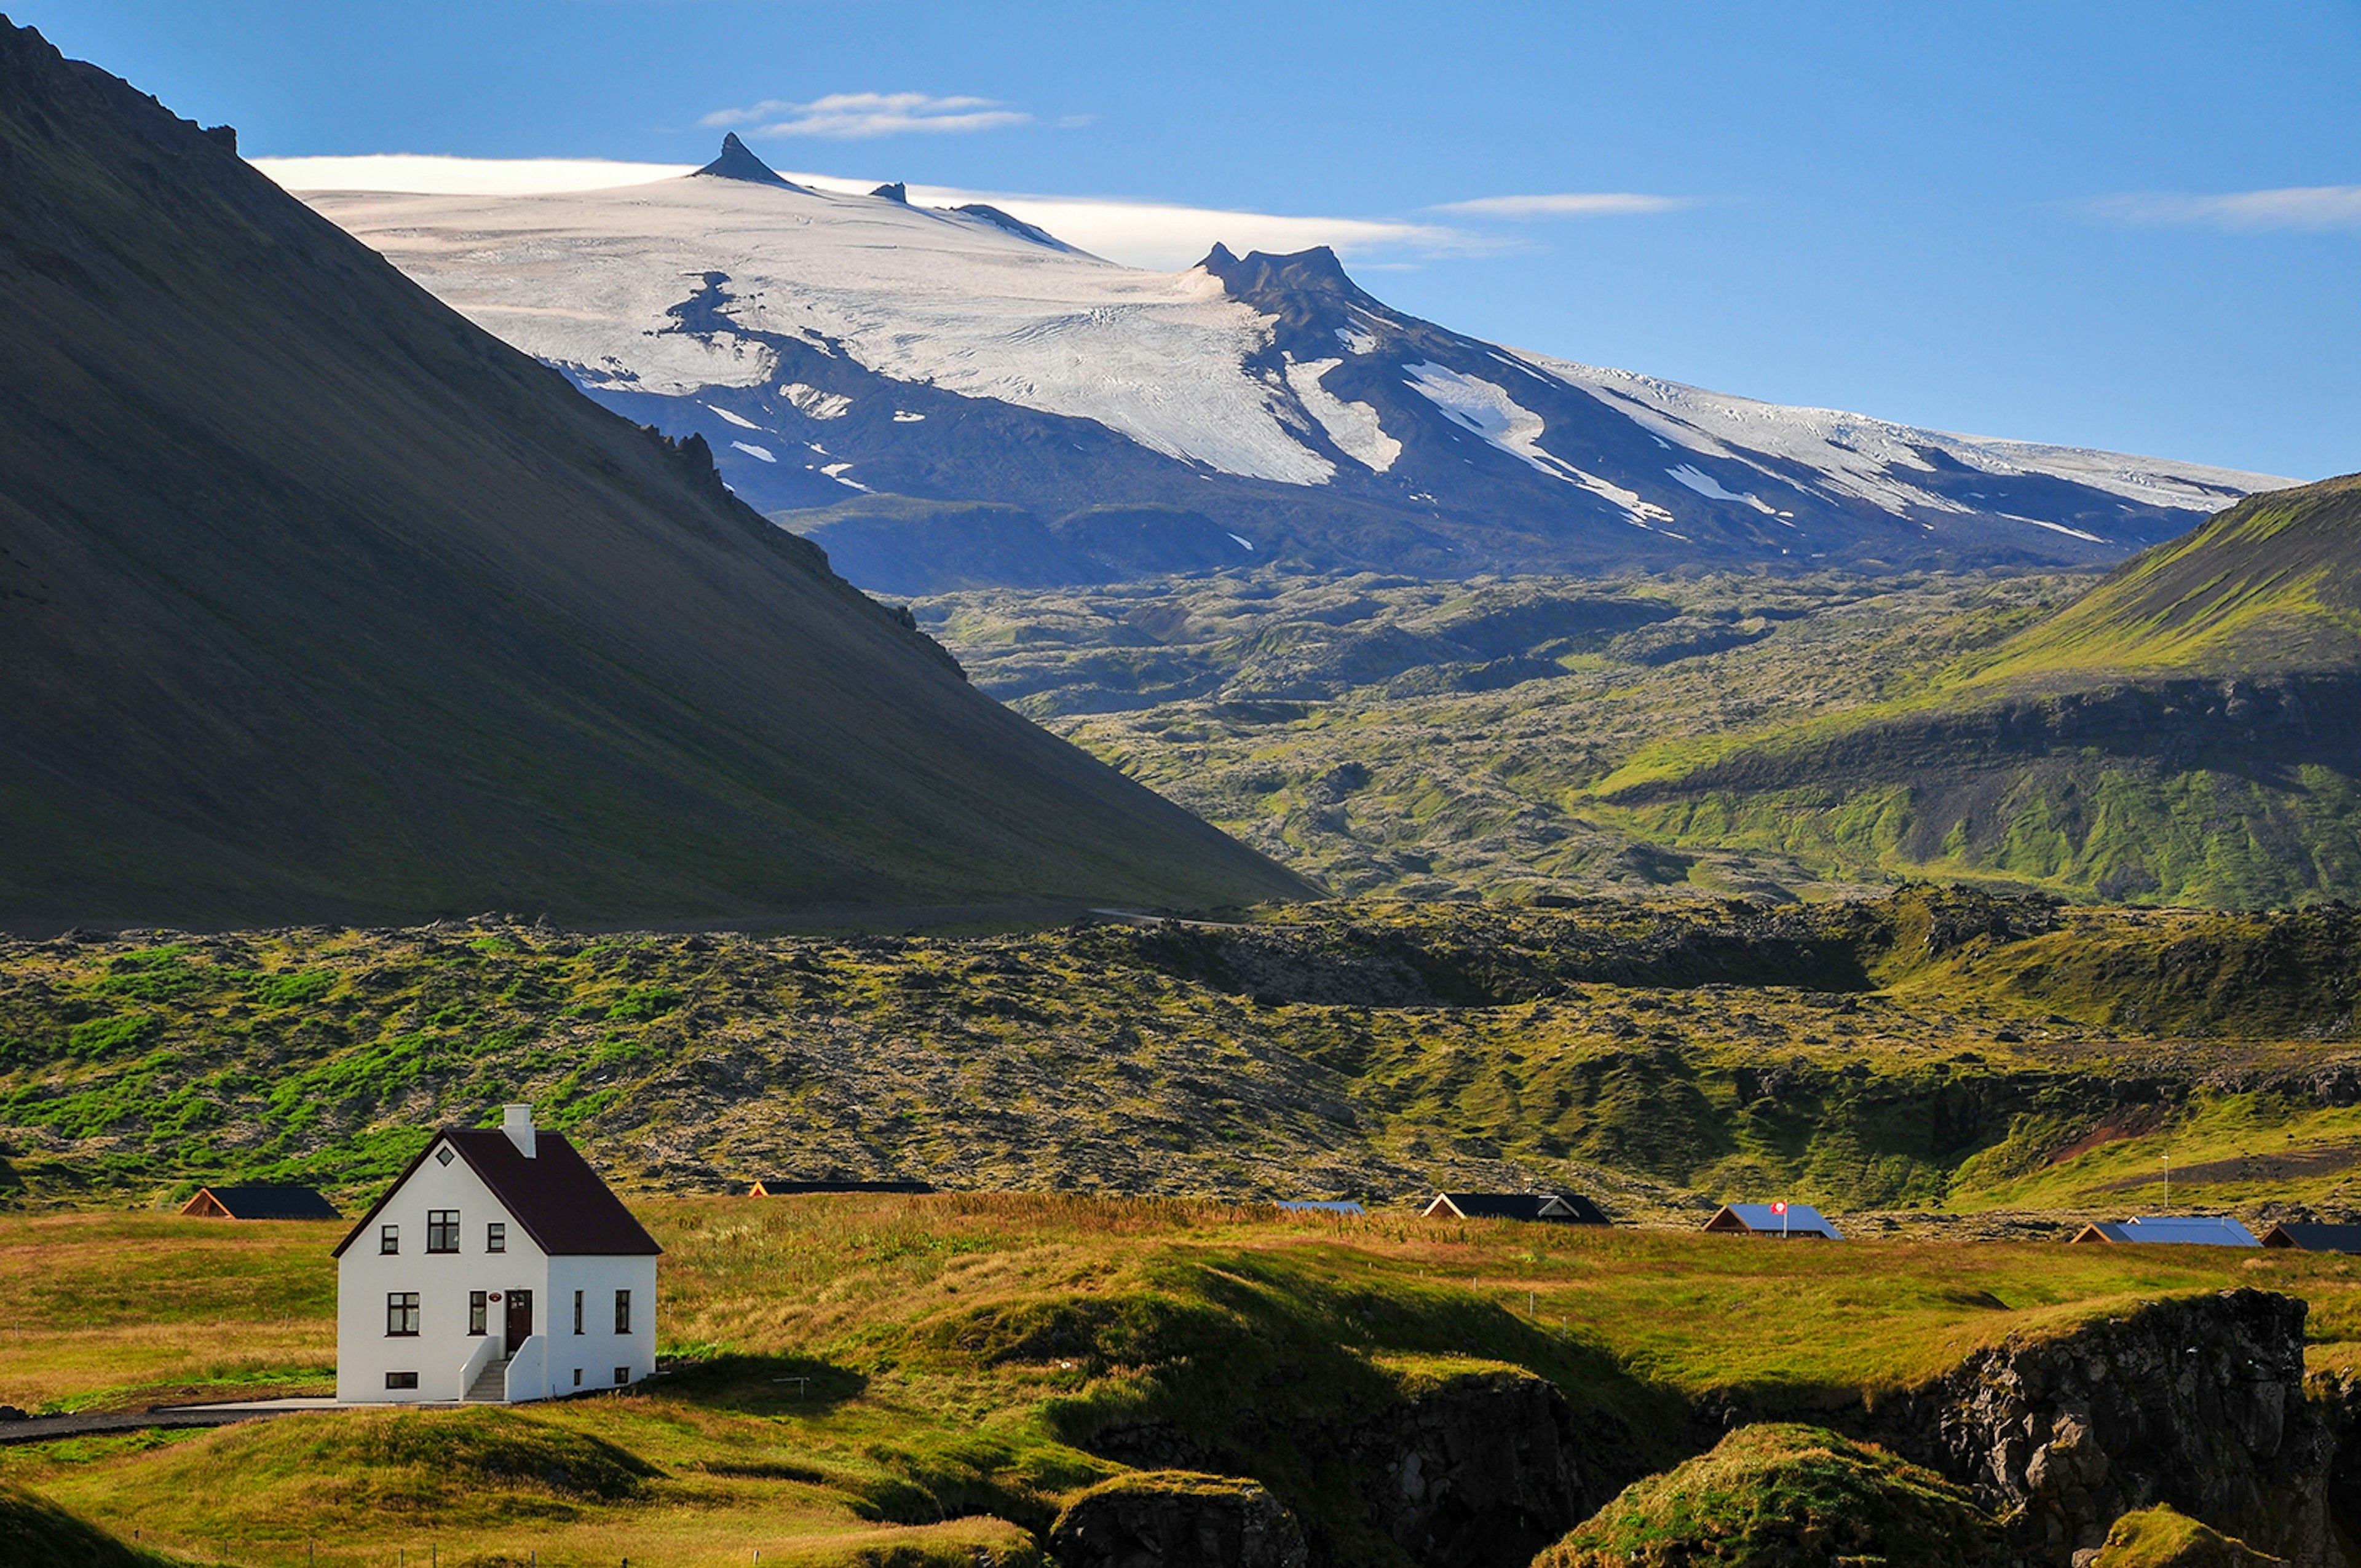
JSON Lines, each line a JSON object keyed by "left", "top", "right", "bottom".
{"left": 693, "top": 132, "right": 798, "bottom": 189}
{"left": 868, "top": 181, "right": 908, "bottom": 203}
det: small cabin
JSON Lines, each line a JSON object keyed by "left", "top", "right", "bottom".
{"left": 1276, "top": 1200, "right": 1366, "bottom": 1216}
{"left": 2259, "top": 1222, "right": 2361, "bottom": 1253}
{"left": 2069, "top": 1216, "right": 2258, "bottom": 1247}
{"left": 1703, "top": 1202, "right": 1842, "bottom": 1240}
{"left": 746, "top": 1179, "right": 933, "bottom": 1196}
{"left": 333, "top": 1105, "right": 661, "bottom": 1405}
{"left": 180, "top": 1184, "right": 340, "bottom": 1220}
{"left": 1423, "top": 1192, "right": 1610, "bottom": 1224}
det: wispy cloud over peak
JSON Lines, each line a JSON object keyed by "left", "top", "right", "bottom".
{"left": 1426, "top": 192, "right": 1691, "bottom": 219}
{"left": 701, "top": 93, "right": 1030, "bottom": 140}
{"left": 2084, "top": 184, "right": 2361, "bottom": 232}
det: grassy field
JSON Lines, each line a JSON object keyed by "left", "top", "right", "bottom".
{"left": 915, "top": 569, "right": 2079, "bottom": 903}
{"left": 4, "top": 891, "right": 2361, "bottom": 1224}
{"left": 2, "top": 1197, "right": 2357, "bottom": 1566}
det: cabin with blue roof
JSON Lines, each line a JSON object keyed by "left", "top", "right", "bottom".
{"left": 1703, "top": 1202, "right": 1842, "bottom": 1239}
{"left": 2070, "top": 1216, "right": 2258, "bottom": 1246}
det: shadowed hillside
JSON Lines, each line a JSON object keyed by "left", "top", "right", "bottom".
{"left": 0, "top": 21, "right": 1308, "bottom": 930}
{"left": 1595, "top": 475, "right": 2361, "bottom": 905}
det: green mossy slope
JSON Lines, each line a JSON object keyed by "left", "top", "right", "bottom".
{"left": 1533, "top": 1422, "right": 1995, "bottom": 1568}
{"left": 0, "top": 22, "right": 1304, "bottom": 931}
{"left": 1596, "top": 476, "right": 2361, "bottom": 905}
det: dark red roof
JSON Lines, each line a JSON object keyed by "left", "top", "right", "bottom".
{"left": 333, "top": 1127, "right": 661, "bottom": 1258}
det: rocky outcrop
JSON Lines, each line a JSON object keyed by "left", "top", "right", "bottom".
{"left": 1863, "top": 1291, "right": 2338, "bottom": 1568}
{"left": 1080, "top": 1363, "right": 1597, "bottom": 1568}
{"left": 1343, "top": 1366, "right": 1586, "bottom": 1568}
{"left": 2089, "top": 1506, "right": 2285, "bottom": 1568}
{"left": 2309, "top": 1370, "right": 2360, "bottom": 1550}
{"left": 1049, "top": 1471, "right": 1308, "bottom": 1568}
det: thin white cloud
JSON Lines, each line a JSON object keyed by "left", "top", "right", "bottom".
{"left": 702, "top": 92, "right": 1030, "bottom": 139}
{"left": 1427, "top": 192, "right": 1690, "bottom": 219}
{"left": 251, "top": 155, "right": 1501, "bottom": 270}
{"left": 780, "top": 171, "right": 1501, "bottom": 268}
{"left": 2084, "top": 185, "right": 2361, "bottom": 232}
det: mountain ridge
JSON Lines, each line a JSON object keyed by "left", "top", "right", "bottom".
{"left": 282, "top": 148, "right": 2296, "bottom": 594}
{"left": 0, "top": 19, "right": 1310, "bottom": 930}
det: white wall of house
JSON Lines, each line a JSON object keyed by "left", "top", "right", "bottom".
{"left": 335, "top": 1143, "right": 549, "bottom": 1403}
{"left": 538, "top": 1254, "right": 660, "bottom": 1399}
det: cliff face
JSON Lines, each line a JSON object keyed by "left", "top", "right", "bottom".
{"left": 1083, "top": 1364, "right": 1599, "bottom": 1568}
{"left": 1048, "top": 1472, "right": 1309, "bottom": 1568}
{"left": 1342, "top": 1368, "right": 1586, "bottom": 1568}
{"left": 1865, "top": 1291, "right": 2338, "bottom": 1568}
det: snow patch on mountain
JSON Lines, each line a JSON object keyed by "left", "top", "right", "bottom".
{"left": 1666, "top": 462, "right": 1779, "bottom": 514}
{"left": 1517, "top": 351, "right": 2279, "bottom": 518}
{"left": 730, "top": 440, "right": 777, "bottom": 462}
{"left": 1402, "top": 362, "right": 1676, "bottom": 527}
{"left": 301, "top": 176, "right": 1337, "bottom": 486}
{"left": 1284, "top": 357, "right": 1401, "bottom": 472}
{"left": 781, "top": 384, "right": 852, "bottom": 420}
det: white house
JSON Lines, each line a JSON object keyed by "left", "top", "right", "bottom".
{"left": 333, "top": 1105, "right": 662, "bottom": 1403}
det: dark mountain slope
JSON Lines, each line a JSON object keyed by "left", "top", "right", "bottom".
{"left": 1596, "top": 475, "right": 2361, "bottom": 905}
{"left": 0, "top": 20, "right": 1310, "bottom": 929}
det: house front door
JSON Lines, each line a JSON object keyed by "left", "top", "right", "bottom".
{"left": 504, "top": 1289, "right": 532, "bottom": 1355}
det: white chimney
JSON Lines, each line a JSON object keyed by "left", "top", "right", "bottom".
{"left": 502, "top": 1103, "right": 537, "bottom": 1158}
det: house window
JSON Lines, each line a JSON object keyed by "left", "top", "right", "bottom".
{"left": 426, "top": 1210, "right": 459, "bottom": 1253}
{"left": 486, "top": 1222, "right": 505, "bottom": 1253}
{"left": 469, "top": 1291, "right": 488, "bottom": 1336}
{"left": 572, "top": 1290, "right": 584, "bottom": 1335}
{"left": 614, "top": 1366, "right": 629, "bottom": 1386}
{"left": 386, "top": 1371, "right": 419, "bottom": 1390}
{"left": 614, "top": 1290, "right": 631, "bottom": 1334}
{"left": 379, "top": 1224, "right": 398, "bottom": 1255}
{"left": 386, "top": 1293, "right": 420, "bottom": 1336}
{"left": 572, "top": 1367, "right": 583, "bottom": 1387}
{"left": 434, "top": 1146, "right": 454, "bottom": 1167}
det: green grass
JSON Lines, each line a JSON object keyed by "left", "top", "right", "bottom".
{"left": 0, "top": 1479, "right": 178, "bottom": 1568}
{"left": 4, "top": 1194, "right": 2358, "bottom": 1566}
{"left": 1535, "top": 1422, "right": 1994, "bottom": 1568}
{"left": 7, "top": 890, "right": 2361, "bottom": 1221}
{"left": 2092, "top": 1505, "right": 2284, "bottom": 1568}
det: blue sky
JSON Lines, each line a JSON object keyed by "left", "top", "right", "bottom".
{"left": 24, "top": 0, "right": 2359, "bottom": 479}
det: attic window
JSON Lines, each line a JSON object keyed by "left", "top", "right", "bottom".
{"left": 486, "top": 1222, "right": 505, "bottom": 1253}
{"left": 435, "top": 1146, "right": 454, "bottom": 1167}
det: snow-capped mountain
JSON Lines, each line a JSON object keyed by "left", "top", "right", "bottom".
{"left": 290, "top": 136, "right": 2292, "bottom": 593}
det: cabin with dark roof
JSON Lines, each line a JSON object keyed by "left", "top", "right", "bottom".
{"left": 179, "top": 1184, "right": 339, "bottom": 1220}
{"left": 1703, "top": 1202, "right": 1843, "bottom": 1239}
{"left": 2068, "top": 1216, "right": 2258, "bottom": 1247}
{"left": 333, "top": 1105, "right": 660, "bottom": 1405}
{"left": 2260, "top": 1221, "right": 2361, "bottom": 1253}
{"left": 1422, "top": 1192, "right": 1610, "bottom": 1224}
{"left": 746, "top": 1179, "right": 934, "bottom": 1196}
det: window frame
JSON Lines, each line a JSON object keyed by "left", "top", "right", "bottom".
{"left": 613, "top": 1366, "right": 630, "bottom": 1386}
{"left": 386, "top": 1371, "right": 420, "bottom": 1390}
{"left": 572, "top": 1289, "right": 584, "bottom": 1336}
{"left": 379, "top": 1223, "right": 398, "bottom": 1255}
{"left": 485, "top": 1221, "right": 505, "bottom": 1254}
{"left": 385, "top": 1291, "right": 421, "bottom": 1338}
{"left": 614, "top": 1289, "right": 631, "bottom": 1335}
{"left": 425, "top": 1210, "right": 459, "bottom": 1254}
{"left": 469, "top": 1290, "right": 488, "bottom": 1336}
